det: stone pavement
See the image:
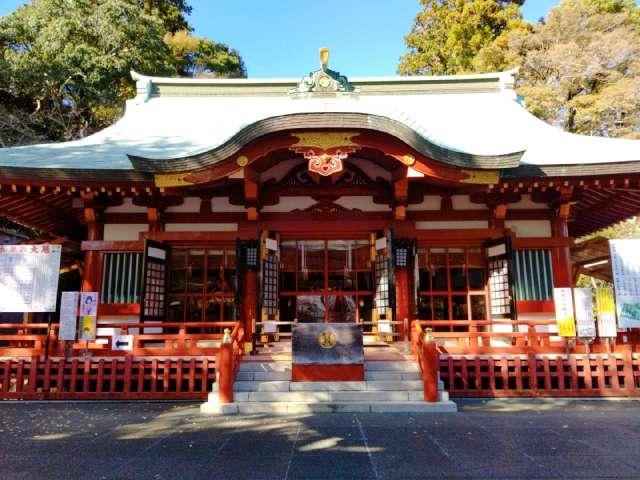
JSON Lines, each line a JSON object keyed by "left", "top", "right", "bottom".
{"left": 1, "top": 399, "right": 640, "bottom": 479}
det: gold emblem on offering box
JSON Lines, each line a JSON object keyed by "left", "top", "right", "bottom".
{"left": 318, "top": 329, "right": 337, "bottom": 349}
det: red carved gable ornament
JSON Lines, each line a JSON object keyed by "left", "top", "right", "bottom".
{"left": 305, "top": 151, "right": 348, "bottom": 176}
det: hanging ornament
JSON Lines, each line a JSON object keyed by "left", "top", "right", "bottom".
{"left": 305, "top": 151, "right": 347, "bottom": 176}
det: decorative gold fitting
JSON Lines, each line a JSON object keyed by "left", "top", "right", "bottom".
{"left": 424, "top": 327, "right": 433, "bottom": 342}
{"left": 223, "top": 328, "right": 232, "bottom": 344}
{"left": 415, "top": 323, "right": 423, "bottom": 332}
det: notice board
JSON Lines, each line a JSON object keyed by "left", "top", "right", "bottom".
{"left": 610, "top": 239, "right": 640, "bottom": 328}
{"left": 0, "top": 244, "right": 61, "bottom": 312}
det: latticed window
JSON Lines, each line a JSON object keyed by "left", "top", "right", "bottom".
{"left": 513, "top": 249, "right": 553, "bottom": 301}
{"left": 101, "top": 252, "right": 143, "bottom": 304}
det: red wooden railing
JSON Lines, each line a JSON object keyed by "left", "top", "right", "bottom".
{"left": 216, "top": 326, "right": 245, "bottom": 404}
{"left": 0, "top": 321, "right": 240, "bottom": 358}
{"left": 411, "top": 323, "right": 440, "bottom": 402}
{"left": 439, "top": 349, "right": 640, "bottom": 397}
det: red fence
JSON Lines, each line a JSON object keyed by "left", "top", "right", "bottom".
{"left": 0, "top": 356, "right": 217, "bottom": 400}
{"left": 440, "top": 350, "right": 640, "bottom": 397}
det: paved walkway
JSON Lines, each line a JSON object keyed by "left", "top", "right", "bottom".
{"left": 1, "top": 400, "right": 640, "bottom": 479}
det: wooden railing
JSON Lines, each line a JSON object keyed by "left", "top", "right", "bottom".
{"left": 413, "top": 319, "right": 566, "bottom": 354}
{"left": 0, "top": 321, "right": 242, "bottom": 358}
{"left": 216, "top": 325, "right": 245, "bottom": 404}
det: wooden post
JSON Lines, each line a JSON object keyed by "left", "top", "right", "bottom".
{"left": 395, "top": 268, "right": 409, "bottom": 342}
{"left": 217, "top": 329, "right": 234, "bottom": 404}
{"left": 422, "top": 340, "right": 439, "bottom": 403}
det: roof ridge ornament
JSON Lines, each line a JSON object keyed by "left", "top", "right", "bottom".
{"left": 289, "top": 48, "right": 358, "bottom": 96}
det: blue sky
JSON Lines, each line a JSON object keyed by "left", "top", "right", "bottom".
{"left": 0, "top": 0, "right": 629, "bottom": 77}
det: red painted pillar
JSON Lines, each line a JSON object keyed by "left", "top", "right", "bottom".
{"left": 552, "top": 207, "right": 572, "bottom": 288}
{"left": 422, "top": 341, "right": 439, "bottom": 403}
{"left": 243, "top": 270, "right": 258, "bottom": 339}
{"left": 217, "top": 340, "right": 234, "bottom": 404}
{"left": 395, "top": 268, "right": 410, "bottom": 341}
{"left": 81, "top": 218, "right": 103, "bottom": 292}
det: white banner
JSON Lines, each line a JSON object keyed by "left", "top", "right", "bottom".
{"left": 59, "top": 292, "right": 80, "bottom": 341}
{"left": 596, "top": 287, "right": 618, "bottom": 337}
{"left": 553, "top": 288, "right": 576, "bottom": 337}
{"left": 610, "top": 239, "right": 640, "bottom": 328}
{"left": 573, "top": 288, "right": 596, "bottom": 338}
{"left": 0, "top": 244, "right": 61, "bottom": 312}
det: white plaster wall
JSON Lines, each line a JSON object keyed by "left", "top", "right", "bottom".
{"left": 416, "top": 220, "right": 488, "bottom": 230}
{"left": 505, "top": 220, "right": 551, "bottom": 237}
{"left": 407, "top": 195, "right": 441, "bottom": 211}
{"left": 335, "top": 196, "right": 389, "bottom": 212}
{"left": 347, "top": 157, "right": 391, "bottom": 182}
{"left": 165, "top": 223, "right": 238, "bottom": 232}
{"left": 165, "top": 196, "right": 200, "bottom": 213}
{"left": 103, "top": 224, "right": 147, "bottom": 241}
{"left": 451, "top": 195, "right": 486, "bottom": 210}
{"left": 262, "top": 196, "right": 316, "bottom": 212}
{"left": 104, "top": 198, "right": 146, "bottom": 213}
{"left": 211, "top": 197, "right": 247, "bottom": 212}
{"left": 260, "top": 159, "right": 302, "bottom": 183}
{"left": 510, "top": 194, "right": 547, "bottom": 210}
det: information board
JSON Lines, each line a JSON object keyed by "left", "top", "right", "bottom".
{"left": 59, "top": 292, "right": 80, "bottom": 341}
{"left": 553, "top": 287, "right": 576, "bottom": 337}
{"left": 573, "top": 288, "right": 596, "bottom": 338}
{"left": 610, "top": 239, "right": 640, "bottom": 328}
{"left": 0, "top": 244, "right": 61, "bottom": 312}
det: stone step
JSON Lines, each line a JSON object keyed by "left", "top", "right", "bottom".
{"left": 208, "top": 389, "right": 448, "bottom": 403}
{"left": 364, "top": 361, "right": 419, "bottom": 372}
{"left": 201, "top": 400, "right": 458, "bottom": 415}
{"left": 238, "top": 362, "right": 292, "bottom": 373}
{"left": 365, "top": 371, "right": 421, "bottom": 381}
{"left": 232, "top": 380, "right": 425, "bottom": 392}
{"left": 236, "top": 371, "right": 292, "bottom": 381}
{"left": 238, "top": 391, "right": 420, "bottom": 402}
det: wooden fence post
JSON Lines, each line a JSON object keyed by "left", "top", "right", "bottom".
{"left": 422, "top": 341, "right": 439, "bottom": 403}
{"left": 217, "top": 329, "right": 234, "bottom": 404}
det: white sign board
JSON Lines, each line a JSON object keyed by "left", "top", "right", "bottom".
{"left": 112, "top": 334, "right": 133, "bottom": 351}
{"left": 573, "top": 288, "right": 596, "bottom": 338}
{"left": 610, "top": 239, "right": 640, "bottom": 328}
{"left": 378, "top": 320, "right": 392, "bottom": 334}
{"left": 553, "top": 287, "right": 576, "bottom": 337}
{"left": 59, "top": 292, "right": 80, "bottom": 341}
{"left": 263, "top": 321, "right": 277, "bottom": 334}
{"left": 0, "top": 244, "right": 61, "bottom": 312}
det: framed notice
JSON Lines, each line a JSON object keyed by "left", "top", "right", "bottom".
{"left": 140, "top": 240, "right": 170, "bottom": 322}
{"left": 610, "top": 239, "right": 640, "bottom": 328}
{"left": 553, "top": 288, "right": 576, "bottom": 337}
{"left": 59, "top": 292, "right": 80, "bottom": 341}
{"left": 596, "top": 287, "right": 618, "bottom": 337}
{"left": 485, "top": 237, "right": 515, "bottom": 320}
{"left": 573, "top": 288, "right": 596, "bottom": 338}
{"left": 0, "top": 244, "right": 61, "bottom": 312}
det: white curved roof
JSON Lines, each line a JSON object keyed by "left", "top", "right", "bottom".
{"left": 0, "top": 70, "right": 638, "bottom": 171}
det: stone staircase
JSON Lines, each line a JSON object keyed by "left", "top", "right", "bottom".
{"left": 201, "top": 358, "right": 457, "bottom": 414}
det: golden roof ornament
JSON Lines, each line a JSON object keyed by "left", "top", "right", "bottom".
{"left": 290, "top": 47, "right": 357, "bottom": 95}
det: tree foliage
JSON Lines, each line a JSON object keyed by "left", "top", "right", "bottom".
{"left": 0, "top": 0, "right": 245, "bottom": 147}
{"left": 164, "top": 30, "right": 246, "bottom": 78}
{"left": 398, "top": 0, "right": 527, "bottom": 76}
{"left": 479, "top": 0, "right": 640, "bottom": 138}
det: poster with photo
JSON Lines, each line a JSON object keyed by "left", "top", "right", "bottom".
{"left": 80, "top": 292, "right": 98, "bottom": 317}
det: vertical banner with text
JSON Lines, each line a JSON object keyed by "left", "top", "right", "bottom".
{"left": 573, "top": 288, "right": 596, "bottom": 338}
{"left": 79, "top": 292, "right": 98, "bottom": 341}
{"left": 596, "top": 287, "right": 618, "bottom": 338}
{"left": 59, "top": 292, "right": 80, "bottom": 341}
{"left": 610, "top": 239, "right": 640, "bottom": 328}
{"left": 554, "top": 287, "right": 576, "bottom": 337}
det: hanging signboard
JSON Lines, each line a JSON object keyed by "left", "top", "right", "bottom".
{"left": 0, "top": 244, "right": 61, "bottom": 312}
{"left": 610, "top": 239, "right": 640, "bottom": 328}
{"left": 79, "top": 292, "right": 98, "bottom": 341}
{"left": 553, "top": 288, "right": 576, "bottom": 337}
{"left": 573, "top": 288, "right": 596, "bottom": 338}
{"left": 59, "top": 292, "right": 80, "bottom": 341}
{"left": 596, "top": 287, "right": 618, "bottom": 338}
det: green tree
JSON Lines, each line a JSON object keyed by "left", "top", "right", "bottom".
{"left": 505, "top": 1, "right": 640, "bottom": 138}
{"left": 164, "top": 30, "right": 246, "bottom": 78}
{"left": 0, "top": 0, "right": 246, "bottom": 146}
{"left": 398, "top": 0, "right": 527, "bottom": 76}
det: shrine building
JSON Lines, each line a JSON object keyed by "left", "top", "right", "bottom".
{"left": 1, "top": 50, "right": 640, "bottom": 405}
